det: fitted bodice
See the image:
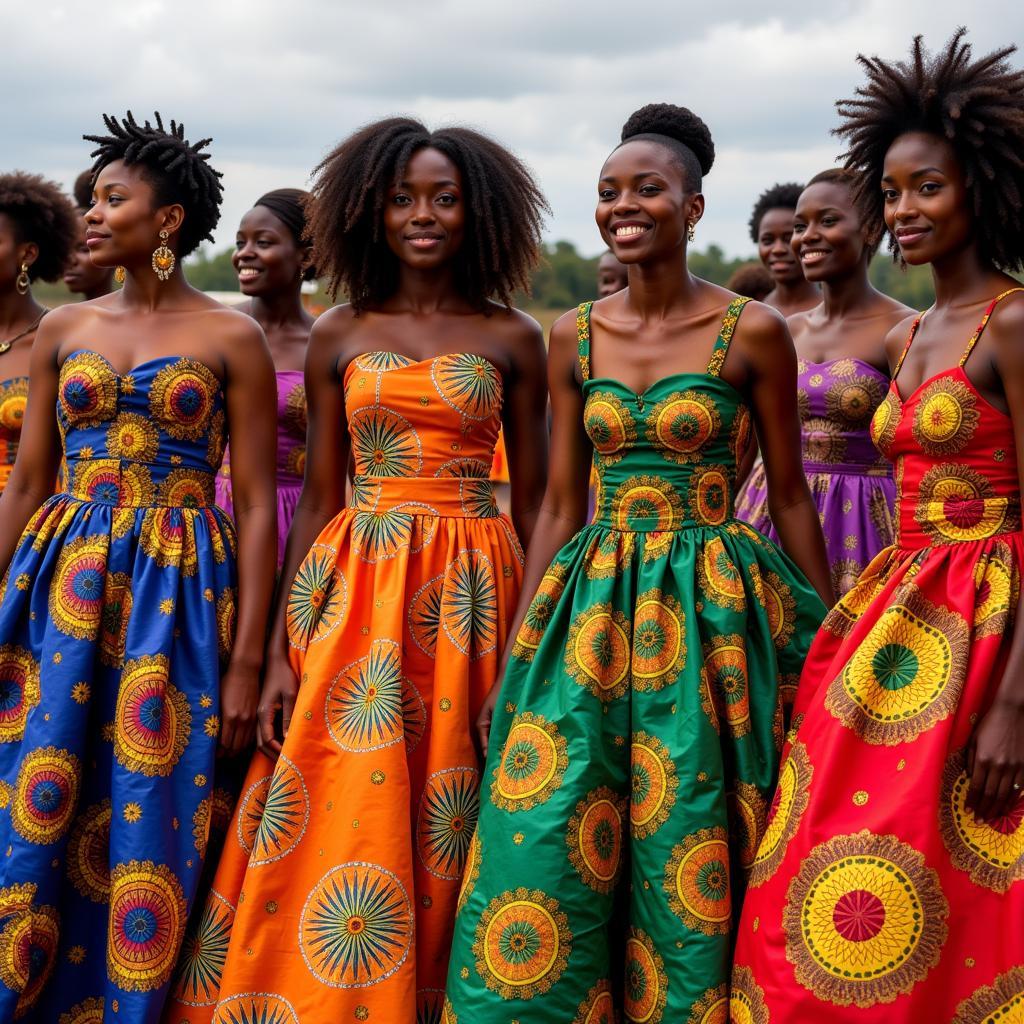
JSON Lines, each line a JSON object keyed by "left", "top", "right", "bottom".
{"left": 274, "top": 370, "right": 306, "bottom": 483}
{"left": 57, "top": 350, "right": 226, "bottom": 507}
{"left": 796, "top": 358, "right": 890, "bottom": 474}
{"left": 342, "top": 350, "right": 503, "bottom": 517}
{"left": 870, "top": 292, "right": 1022, "bottom": 549}
{"left": 0, "top": 376, "right": 28, "bottom": 489}
{"left": 580, "top": 297, "right": 753, "bottom": 532}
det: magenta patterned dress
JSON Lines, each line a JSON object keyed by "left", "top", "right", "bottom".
{"left": 735, "top": 357, "right": 895, "bottom": 595}
{"left": 216, "top": 369, "right": 305, "bottom": 567}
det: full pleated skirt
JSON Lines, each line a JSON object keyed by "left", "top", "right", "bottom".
{"left": 444, "top": 519, "right": 826, "bottom": 1022}
{"left": 732, "top": 534, "right": 1024, "bottom": 1022}
{"left": 165, "top": 508, "right": 524, "bottom": 1024}
{"left": 0, "top": 494, "right": 237, "bottom": 1023}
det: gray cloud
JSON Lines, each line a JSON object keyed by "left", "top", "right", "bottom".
{"left": 3, "top": 1, "right": 1021, "bottom": 261}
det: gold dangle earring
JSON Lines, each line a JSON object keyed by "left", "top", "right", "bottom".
{"left": 15, "top": 263, "right": 29, "bottom": 295}
{"left": 151, "top": 229, "right": 175, "bottom": 281}
{"left": 686, "top": 221, "right": 696, "bottom": 243}
{"left": 114, "top": 266, "right": 126, "bottom": 285}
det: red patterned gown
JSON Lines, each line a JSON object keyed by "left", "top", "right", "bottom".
{"left": 731, "top": 290, "right": 1024, "bottom": 1022}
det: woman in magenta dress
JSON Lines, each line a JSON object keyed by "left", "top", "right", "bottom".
{"left": 216, "top": 189, "right": 313, "bottom": 567}
{"left": 736, "top": 170, "right": 912, "bottom": 595}
{"left": 733, "top": 32, "right": 1024, "bottom": 1022}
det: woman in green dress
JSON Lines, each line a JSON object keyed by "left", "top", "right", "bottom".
{"left": 444, "top": 103, "right": 834, "bottom": 1023}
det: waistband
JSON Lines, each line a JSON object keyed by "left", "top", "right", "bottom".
{"left": 899, "top": 494, "right": 1021, "bottom": 547}
{"left": 803, "top": 460, "right": 892, "bottom": 478}
{"left": 67, "top": 458, "right": 217, "bottom": 508}
{"left": 352, "top": 474, "right": 498, "bottom": 519}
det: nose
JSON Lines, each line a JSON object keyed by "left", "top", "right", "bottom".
{"left": 892, "top": 191, "right": 918, "bottom": 222}
{"left": 612, "top": 189, "right": 639, "bottom": 215}
{"left": 770, "top": 236, "right": 790, "bottom": 255}
{"left": 410, "top": 197, "right": 436, "bottom": 224}
{"left": 236, "top": 239, "right": 257, "bottom": 260}
{"left": 84, "top": 204, "right": 102, "bottom": 225}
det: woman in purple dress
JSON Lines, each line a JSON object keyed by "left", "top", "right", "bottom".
{"left": 736, "top": 170, "right": 912, "bottom": 595}
{"left": 216, "top": 189, "right": 313, "bottom": 566}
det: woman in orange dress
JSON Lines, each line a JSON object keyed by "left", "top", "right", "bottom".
{"left": 166, "top": 117, "right": 550, "bottom": 1023}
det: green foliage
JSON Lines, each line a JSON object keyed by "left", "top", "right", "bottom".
{"left": 868, "top": 255, "right": 935, "bottom": 311}
{"left": 184, "top": 246, "right": 238, "bottom": 291}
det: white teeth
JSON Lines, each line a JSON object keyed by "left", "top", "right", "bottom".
{"left": 615, "top": 225, "right": 647, "bottom": 237}
{"left": 238, "top": 268, "right": 260, "bottom": 277}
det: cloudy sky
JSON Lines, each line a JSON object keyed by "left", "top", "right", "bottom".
{"left": 4, "top": 1, "right": 1021, "bottom": 261}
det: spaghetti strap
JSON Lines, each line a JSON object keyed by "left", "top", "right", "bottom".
{"left": 576, "top": 301, "right": 593, "bottom": 382}
{"left": 960, "top": 286, "right": 1024, "bottom": 367}
{"left": 891, "top": 314, "right": 924, "bottom": 382}
{"left": 706, "top": 295, "right": 752, "bottom": 378}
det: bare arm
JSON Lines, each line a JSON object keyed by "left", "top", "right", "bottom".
{"left": 217, "top": 315, "right": 279, "bottom": 754}
{"left": 0, "top": 311, "right": 67, "bottom": 570}
{"left": 738, "top": 303, "right": 834, "bottom": 605}
{"left": 500, "top": 313, "right": 549, "bottom": 550}
{"left": 476, "top": 310, "right": 591, "bottom": 754}
{"left": 966, "top": 295, "right": 1024, "bottom": 819}
{"left": 258, "top": 308, "right": 351, "bottom": 756}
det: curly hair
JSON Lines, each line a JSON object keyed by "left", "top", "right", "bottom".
{"left": 72, "top": 169, "right": 93, "bottom": 210}
{"left": 619, "top": 103, "right": 715, "bottom": 191}
{"left": 748, "top": 182, "right": 804, "bottom": 243}
{"left": 725, "top": 262, "right": 773, "bottom": 301}
{"left": 308, "top": 117, "right": 548, "bottom": 309}
{"left": 835, "top": 30, "right": 1024, "bottom": 270}
{"left": 0, "top": 172, "right": 78, "bottom": 282}
{"left": 84, "top": 111, "right": 224, "bottom": 258}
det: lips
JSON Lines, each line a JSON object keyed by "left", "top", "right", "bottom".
{"left": 84, "top": 233, "right": 109, "bottom": 249}
{"left": 895, "top": 226, "right": 930, "bottom": 246}
{"left": 612, "top": 222, "right": 650, "bottom": 239}
{"left": 237, "top": 266, "right": 262, "bottom": 280}
{"left": 406, "top": 233, "right": 444, "bottom": 250}
{"left": 800, "top": 249, "right": 831, "bottom": 264}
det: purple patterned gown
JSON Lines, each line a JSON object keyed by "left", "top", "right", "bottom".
{"left": 734, "top": 357, "right": 895, "bottom": 595}
{"left": 216, "top": 370, "right": 305, "bottom": 568}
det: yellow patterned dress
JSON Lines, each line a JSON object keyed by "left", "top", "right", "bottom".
{"left": 732, "top": 289, "right": 1024, "bottom": 1021}
{"left": 0, "top": 375, "right": 28, "bottom": 492}
{"left": 444, "top": 298, "right": 826, "bottom": 1022}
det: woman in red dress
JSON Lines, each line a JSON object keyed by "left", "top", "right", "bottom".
{"left": 732, "top": 31, "right": 1024, "bottom": 1022}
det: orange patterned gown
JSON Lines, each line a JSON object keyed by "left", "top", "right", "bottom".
{"left": 0, "top": 375, "right": 28, "bottom": 491}
{"left": 166, "top": 351, "right": 524, "bottom": 1023}
{"left": 731, "top": 290, "right": 1024, "bottom": 1021}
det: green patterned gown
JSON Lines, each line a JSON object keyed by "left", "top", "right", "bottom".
{"left": 444, "top": 297, "right": 827, "bottom": 1023}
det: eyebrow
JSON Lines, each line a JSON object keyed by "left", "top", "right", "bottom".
{"left": 395, "top": 179, "right": 459, "bottom": 188}
{"left": 98, "top": 182, "right": 129, "bottom": 191}
{"left": 881, "top": 166, "right": 946, "bottom": 182}
{"left": 599, "top": 170, "right": 665, "bottom": 183}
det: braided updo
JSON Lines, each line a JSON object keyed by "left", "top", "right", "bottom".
{"left": 619, "top": 103, "right": 715, "bottom": 190}
{"left": 84, "top": 111, "right": 224, "bottom": 258}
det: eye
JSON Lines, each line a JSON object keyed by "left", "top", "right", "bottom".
{"left": 822, "top": 217, "right": 838, "bottom": 227}
{"left": 793, "top": 222, "right": 807, "bottom": 234}
{"left": 391, "top": 193, "right": 412, "bottom": 206}
{"left": 638, "top": 184, "right": 662, "bottom": 196}
{"left": 598, "top": 188, "right": 617, "bottom": 201}
{"left": 881, "top": 188, "right": 899, "bottom": 202}
{"left": 437, "top": 193, "right": 458, "bottom": 206}
{"left": 919, "top": 181, "right": 941, "bottom": 194}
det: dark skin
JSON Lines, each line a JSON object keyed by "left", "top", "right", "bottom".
{"left": 257, "top": 145, "right": 549, "bottom": 758}
{"left": 758, "top": 206, "right": 820, "bottom": 317}
{"left": 597, "top": 250, "right": 628, "bottom": 297}
{"left": 879, "top": 130, "right": 1024, "bottom": 820}
{"left": 476, "top": 138, "right": 835, "bottom": 754}
{"left": 64, "top": 214, "right": 115, "bottom": 301}
{"left": 0, "top": 159, "right": 278, "bottom": 755}
{"left": 787, "top": 180, "right": 912, "bottom": 369}
{"left": 232, "top": 204, "right": 314, "bottom": 371}
{"left": 0, "top": 211, "right": 47, "bottom": 381}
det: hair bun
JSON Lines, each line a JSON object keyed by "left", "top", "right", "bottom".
{"left": 621, "top": 103, "right": 715, "bottom": 176}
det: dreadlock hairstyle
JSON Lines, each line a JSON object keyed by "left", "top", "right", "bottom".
{"left": 803, "top": 167, "right": 883, "bottom": 254}
{"left": 835, "top": 29, "right": 1024, "bottom": 270}
{"left": 83, "top": 111, "right": 224, "bottom": 258}
{"left": 0, "top": 172, "right": 78, "bottom": 282}
{"left": 748, "top": 182, "right": 804, "bottom": 244}
{"left": 307, "top": 117, "right": 549, "bottom": 309}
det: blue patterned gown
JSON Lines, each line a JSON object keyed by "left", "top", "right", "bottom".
{"left": 0, "top": 350, "right": 237, "bottom": 1021}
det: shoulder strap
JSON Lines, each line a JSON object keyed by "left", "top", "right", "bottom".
{"left": 891, "top": 314, "right": 924, "bottom": 380}
{"left": 960, "top": 286, "right": 1024, "bottom": 367}
{"left": 576, "top": 301, "right": 593, "bottom": 382}
{"left": 706, "top": 295, "right": 752, "bottom": 378}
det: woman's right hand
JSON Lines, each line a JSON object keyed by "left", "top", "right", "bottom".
{"left": 257, "top": 654, "right": 300, "bottom": 759}
{"left": 475, "top": 679, "right": 504, "bottom": 760}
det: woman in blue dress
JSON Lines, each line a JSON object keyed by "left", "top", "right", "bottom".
{"left": 0, "top": 112, "right": 277, "bottom": 1021}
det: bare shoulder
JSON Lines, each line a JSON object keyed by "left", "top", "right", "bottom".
{"left": 549, "top": 306, "right": 583, "bottom": 355}
{"left": 309, "top": 303, "right": 358, "bottom": 344}
{"left": 206, "top": 305, "right": 267, "bottom": 350}
{"left": 878, "top": 293, "right": 917, "bottom": 326}
{"left": 983, "top": 287, "right": 1024, "bottom": 357}
{"left": 734, "top": 298, "right": 789, "bottom": 349}
{"left": 483, "top": 304, "right": 543, "bottom": 344}
{"left": 883, "top": 312, "right": 919, "bottom": 366}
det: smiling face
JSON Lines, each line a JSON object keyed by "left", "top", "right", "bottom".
{"left": 383, "top": 146, "right": 465, "bottom": 269}
{"left": 791, "top": 181, "right": 869, "bottom": 282}
{"left": 757, "top": 206, "right": 803, "bottom": 284}
{"left": 595, "top": 139, "right": 699, "bottom": 264}
{"left": 232, "top": 205, "right": 306, "bottom": 296}
{"left": 64, "top": 214, "right": 113, "bottom": 295}
{"left": 83, "top": 160, "right": 183, "bottom": 269}
{"left": 881, "top": 132, "right": 973, "bottom": 266}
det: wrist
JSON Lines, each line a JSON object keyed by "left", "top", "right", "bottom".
{"left": 227, "top": 652, "right": 263, "bottom": 675}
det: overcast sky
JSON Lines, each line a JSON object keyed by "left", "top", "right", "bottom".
{"left": 4, "top": 1, "right": 1021, "bottom": 261}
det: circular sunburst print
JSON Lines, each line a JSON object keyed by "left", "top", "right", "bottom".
{"left": 491, "top": 712, "right": 568, "bottom": 813}
{"left": 416, "top": 766, "right": 480, "bottom": 880}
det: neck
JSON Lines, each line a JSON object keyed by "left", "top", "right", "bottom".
{"left": 0, "top": 286, "right": 45, "bottom": 333}
{"left": 249, "top": 285, "right": 311, "bottom": 329}
{"left": 819, "top": 260, "right": 876, "bottom": 318}
{"left": 84, "top": 274, "right": 116, "bottom": 302}
{"left": 118, "top": 262, "right": 194, "bottom": 310}
{"left": 773, "top": 276, "right": 819, "bottom": 305}
{"left": 929, "top": 241, "right": 1007, "bottom": 309}
{"left": 624, "top": 245, "right": 701, "bottom": 320}
{"left": 393, "top": 263, "right": 461, "bottom": 314}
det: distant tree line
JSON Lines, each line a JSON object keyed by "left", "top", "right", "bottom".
{"left": 182, "top": 239, "right": 937, "bottom": 310}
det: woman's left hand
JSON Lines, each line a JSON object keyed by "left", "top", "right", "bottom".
{"left": 966, "top": 699, "right": 1024, "bottom": 822}
{"left": 219, "top": 662, "right": 260, "bottom": 756}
